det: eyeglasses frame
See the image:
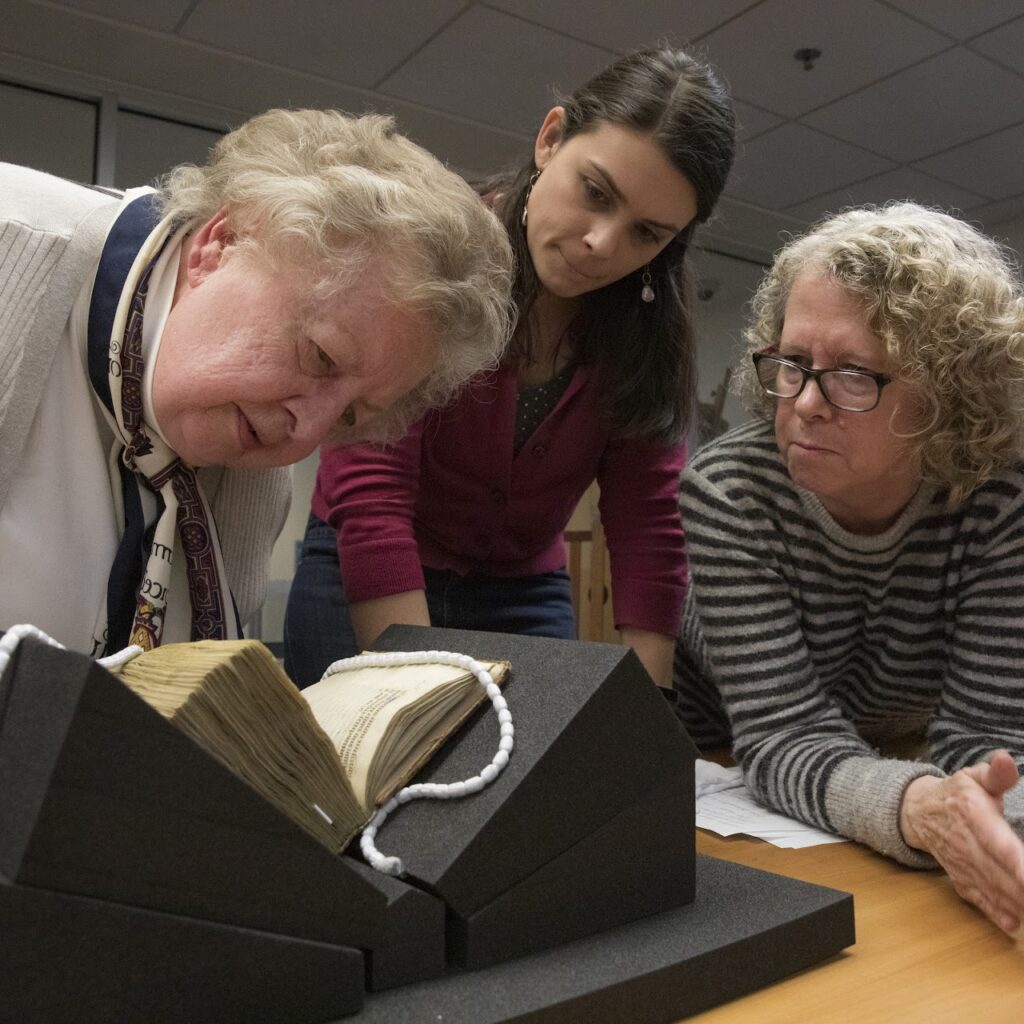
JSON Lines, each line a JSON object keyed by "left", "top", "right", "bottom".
{"left": 751, "top": 349, "right": 893, "bottom": 413}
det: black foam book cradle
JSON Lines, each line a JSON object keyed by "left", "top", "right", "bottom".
{"left": 0, "top": 625, "right": 854, "bottom": 1023}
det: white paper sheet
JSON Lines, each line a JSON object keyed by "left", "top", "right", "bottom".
{"left": 695, "top": 759, "right": 848, "bottom": 849}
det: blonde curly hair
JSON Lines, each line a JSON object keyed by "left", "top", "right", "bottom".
{"left": 734, "top": 202, "right": 1024, "bottom": 504}
{"left": 155, "top": 108, "right": 513, "bottom": 443}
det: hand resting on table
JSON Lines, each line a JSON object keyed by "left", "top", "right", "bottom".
{"left": 900, "top": 750, "right": 1024, "bottom": 935}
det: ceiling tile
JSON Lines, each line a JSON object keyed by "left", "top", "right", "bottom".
{"left": 785, "top": 167, "right": 987, "bottom": 222}
{"left": 698, "top": 0, "right": 948, "bottom": 117}
{"left": 701, "top": 195, "right": 812, "bottom": 262}
{"left": 968, "top": 196, "right": 1024, "bottom": 231}
{"left": 179, "top": 0, "right": 465, "bottom": 88}
{"left": 884, "top": 0, "right": 1024, "bottom": 41}
{"left": 970, "top": 14, "right": 1024, "bottom": 74}
{"left": 733, "top": 99, "right": 783, "bottom": 141}
{"left": 9, "top": 0, "right": 1021, "bottom": 265}
{"left": 51, "top": 0, "right": 192, "bottom": 32}
{"left": 727, "top": 122, "right": 893, "bottom": 209}
{"left": 992, "top": 215, "right": 1024, "bottom": 264}
{"left": 802, "top": 48, "right": 1024, "bottom": 162}
{"left": 4, "top": 1, "right": 529, "bottom": 177}
{"left": 378, "top": 6, "right": 611, "bottom": 135}
{"left": 483, "top": 0, "right": 756, "bottom": 51}
{"left": 913, "top": 121, "right": 1024, "bottom": 202}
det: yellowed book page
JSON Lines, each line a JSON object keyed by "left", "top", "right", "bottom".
{"left": 302, "top": 659, "right": 508, "bottom": 812}
{"left": 115, "top": 639, "right": 364, "bottom": 851}
{"left": 365, "top": 674, "right": 505, "bottom": 807}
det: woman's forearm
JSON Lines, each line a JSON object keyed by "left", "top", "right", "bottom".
{"left": 620, "top": 626, "right": 675, "bottom": 688}
{"left": 347, "top": 590, "right": 431, "bottom": 651}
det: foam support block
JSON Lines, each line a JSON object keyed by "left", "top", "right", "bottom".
{"left": 0, "top": 876, "right": 364, "bottom": 1024}
{"left": 368, "top": 625, "right": 698, "bottom": 970}
{"left": 0, "top": 626, "right": 856, "bottom": 1021}
{"left": 344, "top": 855, "right": 855, "bottom": 1023}
{"left": 0, "top": 635, "right": 446, "bottom": 990}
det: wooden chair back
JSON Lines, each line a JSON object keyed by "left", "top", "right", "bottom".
{"left": 564, "top": 517, "right": 611, "bottom": 642}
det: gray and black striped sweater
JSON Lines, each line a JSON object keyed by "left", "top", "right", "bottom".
{"left": 675, "top": 419, "right": 1024, "bottom": 866}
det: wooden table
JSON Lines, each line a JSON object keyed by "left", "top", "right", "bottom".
{"left": 688, "top": 829, "right": 1024, "bottom": 1022}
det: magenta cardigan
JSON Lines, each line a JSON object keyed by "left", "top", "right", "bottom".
{"left": 312, "top": 361, "right": 688, "bottom": 636}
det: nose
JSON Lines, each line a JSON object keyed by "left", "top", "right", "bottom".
{"left": 792, "top": 375, "right": 832, "bottom": 420}
{"left": 582, "top": 219, "right": 618, "bottom": 258}
{"left": 287, "top": 386, "right": 353, "bottom": 448}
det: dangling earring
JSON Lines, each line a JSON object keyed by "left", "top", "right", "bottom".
{"left": 521, "top": 171, "right": 539, "bottom": 227}
{"left": 641, "top": 266, "right": 655, "bottom": 303}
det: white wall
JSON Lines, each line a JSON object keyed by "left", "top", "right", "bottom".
{"left": 690, "top": 249, "right": 766, "bottom": 443}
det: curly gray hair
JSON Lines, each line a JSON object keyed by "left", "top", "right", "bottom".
{"left": 735, "top": 202, "right": 1024, "bottom": 504}
{"left": 155, "top": 108, "right": 514, "bottom": 443}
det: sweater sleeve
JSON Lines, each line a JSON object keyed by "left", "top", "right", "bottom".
{"left": 314, "top": 420, "right": 426, "bottom": 602}
{"left": 211, "top": 465, "right": 292, "bottom": 626}
{"left": 924, "top": 477, "right": 1024, "bottom": 783}
{"left": 682, "top": 459, "right": 943, "bottom": 868}
{"left": 597, "top": 436, "right": 687, "bottom": 636}
{"left": 1005, "top": 782, "right": 1024, "bottom": 841}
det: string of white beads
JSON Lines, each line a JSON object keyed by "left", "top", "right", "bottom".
{"left": 317, "top": 649, "right": 514, "bottom": 877}
{"left": 0, "top": 624, "right": 143, "bottom": 676}
{"left": 0, "top": 623, "right": 65, "bottom": 676}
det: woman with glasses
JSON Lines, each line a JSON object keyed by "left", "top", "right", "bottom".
{"left": 675, "top": 203, "right": 1024, "bottom": 936}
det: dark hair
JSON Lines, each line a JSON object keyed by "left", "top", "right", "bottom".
{"left": 482, "top": 47, "right": 736, "bottom": 443}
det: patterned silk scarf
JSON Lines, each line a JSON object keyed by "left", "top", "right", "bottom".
{"left": 87, "top": 193, "right": 239, "bottom": 654}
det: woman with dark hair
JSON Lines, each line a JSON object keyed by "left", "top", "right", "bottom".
{"left": 284, "top": 47, "right": 736, "bottom": 688}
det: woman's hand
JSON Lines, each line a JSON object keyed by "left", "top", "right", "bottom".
{"left": 899, "top": 750, "right": 1024, "bottom": 933}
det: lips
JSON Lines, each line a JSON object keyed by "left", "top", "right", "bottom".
{"left": 791, "top": 439, "right": 836, "bottom": 456}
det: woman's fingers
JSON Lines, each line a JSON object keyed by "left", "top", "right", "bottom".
{"left": 901, "top": 765, "right": 1024, "bottom": 934}
{"left": 968, "top": 749, "right": 1021, "bottom": 797}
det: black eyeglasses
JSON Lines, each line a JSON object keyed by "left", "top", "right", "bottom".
{"left": 751, "top": 351, "right": 893, "bottom": 413}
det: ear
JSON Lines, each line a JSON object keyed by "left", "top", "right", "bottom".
{"left": 185, "top": 208, "right": 234, "bottom": 287}
{"left": 533, "top": 106, "right": 566, "bottom": 171}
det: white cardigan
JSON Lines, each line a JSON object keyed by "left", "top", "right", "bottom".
{"left": 0, "top": 163, "right": 291, "bottom": 640}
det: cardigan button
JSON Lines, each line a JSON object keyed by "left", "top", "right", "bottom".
{"left": 491, "top": 489, "right": 507, "bottom": 507}
{"left": 531, "top": 444, "right": 547, "bottom": 458}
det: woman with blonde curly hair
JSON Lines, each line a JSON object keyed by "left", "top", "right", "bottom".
{"left": 674, "top": 202, "right": 1024, "bottom": 936}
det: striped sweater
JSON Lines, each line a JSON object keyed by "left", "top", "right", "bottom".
{"left": 675, "top": 419, "right": 1024, "bottom": 867}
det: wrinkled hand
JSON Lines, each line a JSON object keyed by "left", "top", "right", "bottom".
{"left": 899, "top": 750, "right": 1024, "bottom": 934}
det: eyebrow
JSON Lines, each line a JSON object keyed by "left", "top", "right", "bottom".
{"left": 587, "top": 160, "right": 684, "bottom": 234}
{"left": 778, "top": 343, "right": 884, "bottom": 370}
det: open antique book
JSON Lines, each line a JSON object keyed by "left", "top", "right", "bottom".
{"left": 112, "top": 639, "right": 508, "bottom": 853}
